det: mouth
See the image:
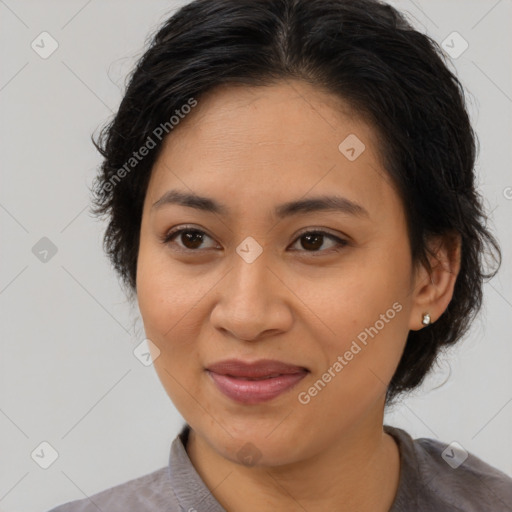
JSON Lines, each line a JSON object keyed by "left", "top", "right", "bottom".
{"left": 205, "top": 359, "right": 309, "bottom": 405}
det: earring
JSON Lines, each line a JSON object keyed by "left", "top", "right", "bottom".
{"left": 422, "top": 313, "right": 431, "bottom": 326}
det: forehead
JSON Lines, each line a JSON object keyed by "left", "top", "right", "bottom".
{"left": 145, "top": 80, "right": 401, "bottom": 224}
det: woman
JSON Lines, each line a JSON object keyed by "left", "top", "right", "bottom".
{"left": 48, "top": 0, "right": 511, "bottom": 510}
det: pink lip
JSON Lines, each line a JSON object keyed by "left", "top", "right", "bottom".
{"left": 206, "top": 359, "right": 309, "bottom": 404}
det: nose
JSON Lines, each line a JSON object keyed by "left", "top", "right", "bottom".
{"left": 210, "top": 251, "right": 293, "bottom": 342}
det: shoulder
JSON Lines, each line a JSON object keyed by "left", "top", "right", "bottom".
{"left": 386, "top": 425, "right": 512, "bottom": 511}
{"left": 45, "top": 466, "right": 179, "bottom": 512}
{"left": 46, "top": 424, "right": 224, "bottom": 512}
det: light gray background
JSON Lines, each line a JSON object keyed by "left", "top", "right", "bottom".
{"left": 1, "top": 1, "right": 511, "bottom": 510}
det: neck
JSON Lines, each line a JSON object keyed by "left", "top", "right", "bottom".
{"left": 186, "top": 406, "right": 400, "bottom": 512}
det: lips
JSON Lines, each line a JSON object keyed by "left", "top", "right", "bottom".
{"left": 206, "top": 359, "right": 309, "bottom": 404}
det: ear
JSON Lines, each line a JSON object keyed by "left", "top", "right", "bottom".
{"left": 408, "top": 232, "right": 461, "bottom": 331}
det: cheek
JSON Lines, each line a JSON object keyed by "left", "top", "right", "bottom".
{"left": 299, "top": 248, "right": 412, "bottom": 406}
{"left": 136, "top": 244, "right": 207, "bottom": 418}
{"left": 308, "top": 248, "right": 411, "bottom": 349}
{"left": 296, "top": 300, "right": 408, "bottom": 434}
{"left": 137, "top": 239, "right": 198, "bottom": 338}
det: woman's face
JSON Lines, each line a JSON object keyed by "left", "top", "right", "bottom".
{"left": 136, "top": 80, "right": 424, "bottom": 465}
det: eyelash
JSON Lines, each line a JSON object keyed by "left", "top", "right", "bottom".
{"left": 161, "top": 225, "right": 349, "bottom": 255}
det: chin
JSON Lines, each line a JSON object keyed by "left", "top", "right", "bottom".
{"left": 198, "top": 415, "right": 311, "bottom": 468}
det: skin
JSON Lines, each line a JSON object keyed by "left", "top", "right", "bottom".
{"left": 136, "top": 80, "right": 460, "bottom": 511}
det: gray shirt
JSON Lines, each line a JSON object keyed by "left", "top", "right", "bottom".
{"left": 47, "top": 424, "right": 512, "bottom": 511}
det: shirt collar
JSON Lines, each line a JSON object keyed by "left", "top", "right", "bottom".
{"left": 168, "top": 423, "right": 226, "bottom": 512}
{"left": 384, "top": 424, "right": 420, "bottom": 511}
{"left": 168, "top": 423, "right": 417, "bottom": 512}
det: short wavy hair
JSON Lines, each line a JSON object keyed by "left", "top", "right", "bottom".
{"left": 91, "top": 0, "right": 501, "bottom": 403}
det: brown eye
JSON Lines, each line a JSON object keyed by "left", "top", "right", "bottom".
{"left": 291, "top": 230, "right": 348, "bottom": 254}
{"left": 300, "top": 233, "right": 324, "bottom": 251}
{"left": 163, "top": 228, "right": 217, "bottom": 251}
{"left": 179, "top": 230, "right": 205, "bottom": 249}
{"left": 162, "top": 227, "right": 347, "bottom": 255}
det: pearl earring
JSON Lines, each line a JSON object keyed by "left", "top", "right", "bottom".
{"left": 422, "top": 313, "right": 431, "bottom": 326}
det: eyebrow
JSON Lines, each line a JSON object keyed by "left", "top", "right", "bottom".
{"left": 152, "top": 190, "right": 369, "bottom": 219}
